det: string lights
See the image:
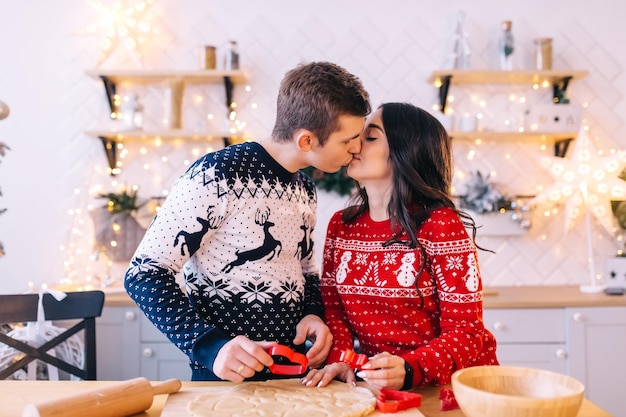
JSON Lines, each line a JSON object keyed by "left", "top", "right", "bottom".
{"left": 60, "top": 83, "right": 254, "bottom": 289}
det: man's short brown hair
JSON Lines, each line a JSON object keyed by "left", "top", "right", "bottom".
{"left": 271, "top": 62, "right": 370, "bottom": 145}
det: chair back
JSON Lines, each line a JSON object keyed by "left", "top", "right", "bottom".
{"left": 0, "top": 290, "right": 105, "bottom": 380}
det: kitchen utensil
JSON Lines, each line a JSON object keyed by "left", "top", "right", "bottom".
{"left": 376, "top": 388, "right": 422, "bottom": 413}
{"left": 339, "top": 348, "right": 368, "bottom": 370}
{"left": 22, "top": 377, "right": 182, "bottom": 417}
{"left": 452, "top": 365, "right": 584, "bottom": 417}
{"left": 267, "top": 344, "right": 308, "bottom": 375}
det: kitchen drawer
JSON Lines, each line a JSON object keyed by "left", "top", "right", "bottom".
{"left": 484, "top": 308, "right": 565, "bottom": 343}
{"left": 495, "top": 343, "right": 567, "bottom": 374}
{"left": 140, "top": 342, "right": 190, "bottom": 381}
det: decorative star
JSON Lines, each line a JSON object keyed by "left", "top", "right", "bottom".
{"left": 530, "top": 126, "right": 626, "bottom": 235}
{"left": 79, "top": 0, "right": 159, "bottom": 67}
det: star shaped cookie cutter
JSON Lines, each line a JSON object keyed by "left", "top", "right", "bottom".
{"left": 267, "top": 344, "right": 309, "bottom": 375}
{"left": 376, "top": 388, "right": 423, "bottom": 413}
{"left": 338, "top": 348, "right": 368, "bottom": 370}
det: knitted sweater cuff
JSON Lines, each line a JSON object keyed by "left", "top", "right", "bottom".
{"left": 191, "top": 328, "right": 231, "bottom": 375}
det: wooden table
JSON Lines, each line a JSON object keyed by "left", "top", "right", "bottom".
{"left": 0, "top": 380, "right": 612, "bottom": 417}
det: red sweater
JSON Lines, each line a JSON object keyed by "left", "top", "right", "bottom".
{"left": 321, "top": 207, "right": 498, "bottom": 387}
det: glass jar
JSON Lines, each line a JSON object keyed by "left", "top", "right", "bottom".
{"left": 198, "top": 45, "right": 216, "bottom": 70}
{"left": 223, "top": 40, "right": 240, "bottom": 70}
{"left": 533, "top": 38, "right": 553, "bottom": 70}
{"left": 120, "top": 93, "right": 143, "bottom": 130}
{"left": 499, "top": 20, "right": 514, "bottom": 70}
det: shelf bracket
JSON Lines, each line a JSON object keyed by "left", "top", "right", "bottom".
{"left": 553, "top": 76, "right": 573, "bottom": 104}
{"left": 554, "top": 137, "right": 573, "bottom": 158}
{"left": 438, "top": 75, "right": 452, "bottom": 113}
{"left": 98, "top": 136, "right": 118, "bottom": 175}
{"left": 99, "top": 76, "right": 117, "bottom": 116}
{"left": 223, "top": 76, "right": 234, "bottom": 110}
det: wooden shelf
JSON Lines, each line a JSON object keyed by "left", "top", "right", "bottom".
{"left": 429, "top": 69, "right": 588, "bottom": 114}
{"left": 85, "top": 69, "right": 248, "bottom": 85}
{"left": 449, "top": 130, "right": 578, "bottom": 141}
{"left": 86, "top": 130, "right": 248, "bottom": 174}
{"left": 429, "top": 69, "right": 588, "bottom": 85}
{"left": 85, "top": 129, "right": 245, "bottom": 142}
{"left": 86, "top": 70, "right": 251, "bottom": 175}
{"left": 86, "top": 69, "right": 248, "bottom": 116}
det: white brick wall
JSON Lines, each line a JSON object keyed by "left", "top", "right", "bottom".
{"left": 0, "top": 0, "right": 624, "bottom": 292}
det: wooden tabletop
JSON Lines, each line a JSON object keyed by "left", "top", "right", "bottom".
{"left": 481, "top": 285, "right": 626, "bottom": 308}
{"left": 0, "top": 380, "right": 612, "bottom": 417}
{"left": 102, "top": 285, "right": 626, "bottom": 309}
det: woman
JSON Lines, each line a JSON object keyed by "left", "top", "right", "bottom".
{"left": 303, "top": 102, "right": 498, "bottom": 390}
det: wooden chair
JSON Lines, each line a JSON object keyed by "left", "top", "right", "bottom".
{"left": 0, "top": 290, "right": 105, "bottom": 380}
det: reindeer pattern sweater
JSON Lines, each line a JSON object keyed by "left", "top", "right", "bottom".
{"left": 124, "top": 142, "right": 322, "bottom": 380}
{"left": 322, "top": 208, "right": 498, "bottom": 387}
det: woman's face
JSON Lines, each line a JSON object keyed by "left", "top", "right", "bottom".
{"left": 347, "top": 108, "right": 393, "bottom": 186}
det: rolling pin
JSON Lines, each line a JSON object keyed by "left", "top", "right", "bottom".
{"left": 22, "top": 377, "right": 182, "bottom": 417}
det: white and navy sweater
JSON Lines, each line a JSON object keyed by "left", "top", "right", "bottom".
{"left": 124, "top": 142, "right": 323, "bottom": 380}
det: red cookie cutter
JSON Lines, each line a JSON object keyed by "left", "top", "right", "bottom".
{"left": 376, "top": 388, "right": 423, "bottom": 413}
{"left": 267, "top": 344, "right": 308, "bottom": 375}
{"left": 339, "top": 349, "right": 368, "bottom": 370}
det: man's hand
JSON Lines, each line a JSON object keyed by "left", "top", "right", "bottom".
{"left": 293, "top": 314, "right": 332, "bottom": 369}
{"left": 213, "top": 335, "right": 275, "bottom": 382}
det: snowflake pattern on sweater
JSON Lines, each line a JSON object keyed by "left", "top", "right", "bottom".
{"left": 321, "top": 208, "right": 498, "bottom": 387}
{"left": 124, "top": 142, "right": 323, "bottom": 378}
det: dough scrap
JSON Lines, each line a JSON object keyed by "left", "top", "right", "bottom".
{"left": 187, "top": 379, "right": 376, "bottom": 417}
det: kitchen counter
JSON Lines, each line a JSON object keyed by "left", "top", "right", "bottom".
{"left": 0, "top": 380, "right": 612, "bottom": 417}
{"left": 103, "top": 284, "right": 626, "bottom": 308}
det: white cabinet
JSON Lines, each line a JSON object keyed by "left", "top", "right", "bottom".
{"left": 96, "top": 306, "right": 140, "bottom": 380}
{"left": 138, "top": 310, "right": 191, "bottom": 381}
{"left": 484, "top": 308, "right": 567, "bottom": 374}
{"left": 567, "top": 306, "right": 626, "bottom": 417}
{"left": 484, "top": 305, "right": 625, "bottom": 416}
{"left": 96, "top": 305, "right": 190, "bottom": 381}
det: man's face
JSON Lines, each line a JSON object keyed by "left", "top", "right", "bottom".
{"left": 307, "top": 114, "right": 364, "bottom": 173}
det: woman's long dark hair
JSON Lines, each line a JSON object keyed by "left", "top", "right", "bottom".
{"left": 343, "top": 103, "right": 488, "bottom": 292}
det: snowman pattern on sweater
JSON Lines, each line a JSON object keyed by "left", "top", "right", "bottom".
{"left": 321, "top": 208, "right": 499, "bottom": 387}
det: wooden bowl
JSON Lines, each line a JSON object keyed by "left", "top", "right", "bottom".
{"left": 451, "top": 366, "right": 584, "bottom": 417}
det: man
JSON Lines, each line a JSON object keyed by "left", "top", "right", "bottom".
{"left": 124, "top": 61, "right": 370, "bottom": 381}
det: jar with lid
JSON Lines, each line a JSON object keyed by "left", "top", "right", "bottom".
{"left": 533, "top": 38, "right": 553, "bottom": 70}
{"left": 223, "top": 40, "right": 240, "bottom": 70}
{"left": 119, "top": 93, "right": 143, "bottom": 130}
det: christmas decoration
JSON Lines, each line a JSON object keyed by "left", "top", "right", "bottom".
{"left": 301, "top": 167, "right": 355, "bottom": 197}
{"left": 79, "top": 0, "right": 160, "bottom": 67}
{"left": 92, "top": 187, "right": 147, "bottom": 262}
{"left": 530, "top": 126, "right": 626, "bottom": 292}
{"left": 451, "top": 10, "right": 470, "bottom": 69}
{"left": 530, "top": 127, "right": 626, "bottom": 235}
{"left": 457, "top": 171, "right": 509, "bottom": 214}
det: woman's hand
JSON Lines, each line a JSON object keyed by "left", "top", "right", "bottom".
{"left": 355, "top": 352, "right": 406, "bottom": 390}
{"left": 301, "top": 362, "right": 356, "bottom": 387}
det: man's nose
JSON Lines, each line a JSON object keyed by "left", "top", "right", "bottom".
{"left": 349, "top": 136, "right": 362, "bottom": 153}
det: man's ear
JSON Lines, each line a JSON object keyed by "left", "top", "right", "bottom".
{"left": 296, "top": 129, "right": 315, "bottom": 152}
